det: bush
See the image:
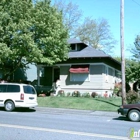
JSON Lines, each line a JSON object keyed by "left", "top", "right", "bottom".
{"left": 72, "top": 91, "right": 80, "bottom": 97}
{"left": 82, "top": 92, "right": 90, "bottom": 98}
{"left": 126, "top": 90, "right": 140, "bottom": 104}
{"left": 66, "top": 92, "right": 71, "bottom": 97}
{"left": 57, "top": 90, "right": 65, "bottom": 97}
{"left": 91, "top": 92, "right": 98, "bottom": 98}
{"left": 113, "top": 87, "right": 121, "bottom": 97}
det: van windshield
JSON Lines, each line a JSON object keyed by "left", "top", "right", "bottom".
{"left": 23, "top": 86, "right": 36, "bottom": 94}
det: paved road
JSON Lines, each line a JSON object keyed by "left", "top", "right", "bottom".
{"left": 36, "top": 107, "right": 121, "bottom": 117}
{"left": 0, "top": 107, "right": 139, "bottom": 140}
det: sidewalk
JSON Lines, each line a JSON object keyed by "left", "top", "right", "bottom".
{"left": 36, "top": 107, "right": 120, "bottom": 117}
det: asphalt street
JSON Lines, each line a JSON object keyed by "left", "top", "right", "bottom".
{"left": 0, "top": 107, "right": 139, "bottom": 140}
{"left": 35, "top": 107, "right": 120, "bottom": 117}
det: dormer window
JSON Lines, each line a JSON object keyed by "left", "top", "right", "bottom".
{"left": 71, "top": 44, "right": 77, "bottom": 51}
{"left": 70, "top": 44, "right": 81, "bottom": 51}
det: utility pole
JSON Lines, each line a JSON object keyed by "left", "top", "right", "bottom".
{"left": 120, "top": 0, "right": 126, "bottom": 105}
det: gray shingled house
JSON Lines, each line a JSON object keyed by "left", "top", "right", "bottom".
{"left": 37, "top": 38, "right": 121, "bottom": 96}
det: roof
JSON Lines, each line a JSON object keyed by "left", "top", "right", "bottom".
{"left": 68, "top": 38, "right": 87, "bottom": 45}
{"left": 67, "top": 38, "right": 121, "bottom": 65}
{"left": 68, "top": 46, "right": 109, "bottom": 58}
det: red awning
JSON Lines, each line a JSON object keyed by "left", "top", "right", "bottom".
{"left": 69, "top": 65, "right": 89, "bottom": 73}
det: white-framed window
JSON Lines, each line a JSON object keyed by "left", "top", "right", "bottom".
{"left": 70, "top": 73, "right": 90, "bottom": 82}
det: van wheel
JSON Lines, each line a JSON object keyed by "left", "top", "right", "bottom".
{"left": 5, "top": 101, "right": 15, "bottom": 111}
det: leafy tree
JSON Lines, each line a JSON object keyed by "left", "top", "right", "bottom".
{"left": 0, "top": 0, "right": 69, "bottom": 79}
{"left": 114, "top": 57, "right": 140, "bottom": 83}
{"left": 125, "top": 59, "right": 140, "bottom": 83}
{"left": 131, "top": 35, "right": 140, "bottom": 60}
{"left": 124, "top": 35, "right": 140, "bottom": 83}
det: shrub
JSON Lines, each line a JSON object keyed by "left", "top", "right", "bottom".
{"left": 82, "top": 92, "right": 90, "bottom": 98}
{"left": 57, "top": 90, "right": 65, "bottom": 97}
{"left": 72, "top": 91, "right": 80, "bottom": 97}
{"left": 66, "top": 92, "right": 71, "bottom": 97}
{"left": 91, "top": 92, "right": 98, "bottom": 98}
{"left": 126, "top": 90, "right": 140, "bottom": 104}
{"left": 113, "top": 87, "right": 122, "bottom": 97}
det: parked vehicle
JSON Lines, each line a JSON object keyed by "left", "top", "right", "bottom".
{"left": 118, "top": 103, "right": 140, "bottom": 122}
{"left": 0, "top": 83, "right": 38, "bottom": 111}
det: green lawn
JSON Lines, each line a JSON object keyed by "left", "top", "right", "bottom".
{"left": 37, "top": 96, "right": 122, "bottom": 111}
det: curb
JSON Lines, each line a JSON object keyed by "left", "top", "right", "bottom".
{"left": 36, "top": 107, "right": 120, "bottom": 117}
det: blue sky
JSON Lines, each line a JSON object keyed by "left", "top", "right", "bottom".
{"left": 54, "top": 0, "right": 140, "bottom": 58}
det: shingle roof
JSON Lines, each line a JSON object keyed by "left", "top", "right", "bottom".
{"left": 68, "top": 38, "right": 87, "bottom": 45}
{"left": 67, "top": 38, "right": 120, "bottom": 65}
{"left": 68, "top": 46, "right": 109, "bottom": 58}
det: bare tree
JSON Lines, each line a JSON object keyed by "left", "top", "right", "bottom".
{"left": 53, "top": 0, "right": 83, "bottom": 37}
{"left": 53, "top": 0, "right": 116, "bottom": 54}
{"left": 74, "top": 17, "right": 116, "bottom": 53}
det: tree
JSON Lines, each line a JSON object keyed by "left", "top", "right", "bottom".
{"left": 114, "top": 57, "right": 140, "bottom": 83}
{"left": 53, "top": 0, "right": 82, "bottom": 37}
{"left": 124, "top": 35, "right": 140, "bottom": 83}
{"left": 131, "top": 35, "right": 140, "bottom": 60}
{"left": 53, "top": 0, "right": 116, "bottom": 54}
{"left": 125, "top": 59, "right": 140, "bottom": 83}
{"left": 0, "top": 0, "right": 69, "bottom": 79}
{"left": 74, "top": 17, "right": 116, "bottom": 54}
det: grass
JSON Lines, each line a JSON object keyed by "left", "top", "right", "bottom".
{"left": 37, "top": 96, "right": 122, "bottom": 111}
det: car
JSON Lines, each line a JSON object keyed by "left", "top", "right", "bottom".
{"left": 0, "top": 83, "right": 38, "bottom": 111}
{"left": 118, "top": 103, "right": 140, "bottom": 122}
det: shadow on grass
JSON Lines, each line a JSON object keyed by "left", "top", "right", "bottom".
{"left": 94, "top": 98, "right": 120, "bottom": 107}
{"left": 0, "top": 107, "right": 36, "bottom": 113}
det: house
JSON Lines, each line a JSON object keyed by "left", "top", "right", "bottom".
{"left": 36, "top": 38, "right": 121, "bottom": 96}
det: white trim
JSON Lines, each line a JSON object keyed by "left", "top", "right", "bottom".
{"left": 75, "top": 44, "right": 78, "bottom": 50}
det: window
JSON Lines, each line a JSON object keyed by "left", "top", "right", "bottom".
{"left": 69, "top": 65, "right": 90, "bottom": 82}
{"left": 70, "top": 73, "right": 89, "bottom": 82}
{"left": 0, "top": 85, "right": 20, "bottom": 92}
{"left": 108, "top": 67, "right": 114, "bottom": 76}
{"left": 70, "top": 44, "right": 81, "bottom": 51}
{"left": 71, "top": 44, "right": 76, "bottom": 50}
{"left": 0, "top": 85, "right": 7, "bottom": 92}
{"left": 7, "top": 85, "right": 20, "bottom": 92}
{"left": 23, "top": 86, "right": 36, "bottom": 94}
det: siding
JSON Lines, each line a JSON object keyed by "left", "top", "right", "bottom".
{"left": 59, "top": 64, "right": 120, "bottom": 95}
{"left": 60, "top": 65, "right": 104, "bottom": 89}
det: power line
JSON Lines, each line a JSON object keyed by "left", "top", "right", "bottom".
{"left": 132, "top": 0, "right": 140, "bottom": 7}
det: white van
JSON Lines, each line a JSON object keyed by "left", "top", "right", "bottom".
{"left": 0, "top": 83, "right": 38, "bottom": 111}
